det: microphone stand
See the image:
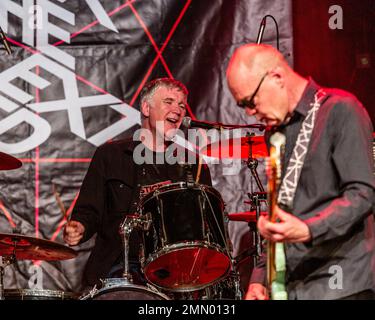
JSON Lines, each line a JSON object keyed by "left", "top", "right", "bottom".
{"left": 244, "top": 133, "right": 267, "bottom": 265}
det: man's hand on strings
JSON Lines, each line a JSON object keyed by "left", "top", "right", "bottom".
{"left": 257, "top": 205, "right": 311, "bottom": 243}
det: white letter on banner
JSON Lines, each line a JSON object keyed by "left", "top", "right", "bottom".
{"left": 0, "top": 108, "right": 51, "bottom": 154}
{"left": 36, "top": 0, "right": 75, "bottom": 69}
{"left": 0, "top": 55, "right": 51, "bottom": 106}
{"left": 85, "top": 0, "right": 118, "bottom": 33}
{"left": 28, "top": 265, "right": 43, "bottom": 290}
{"left": 28, "top": 5, "right": 43, "bottom": 31}
{"left": 0, "top": 0, "right": 35, "bottom": 47}
{"left": 87, "top": 103, "right": 141, "bottom": 146}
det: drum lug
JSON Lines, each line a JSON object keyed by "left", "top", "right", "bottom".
{"left": 142, "top": 212, "right": 152, "bottom": 231}
{"left": 186, "top": 181, "right": 195, "bottom": 188}
{"left": 139, "top": 243, "right": 145, "bottom": 267}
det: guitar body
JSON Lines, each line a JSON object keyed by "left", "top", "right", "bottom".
{"left": 267, "top": 132, "right": 288, "bottom": 300}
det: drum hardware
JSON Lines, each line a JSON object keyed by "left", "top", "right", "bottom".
{"left": 167, "top": 270, "right": 243, "bottom": 300}
{"left": 248, "top": 192, "right": 267, "bottom": 264}
{"left": 201, "top": 187, "right": 232, "bottom": 259}
{"left": 80, "top": 278, "right": 170, "bottom": 300}
{"left": 0, "top": 254, "right": 15, "bottom": 300}
{"left": 119, "top": 214, "right": 151, "bottom": 282}
{"left": 180, "top": 163, "right": 195, "bottom": 186}
{"left": 80, "top": 284, "right": 98, "bottom": 300}
{"left": 245, "top": 133, "right": 267, "bottom": 201}
{"left": 0, "top": 232, "right": 77, "bottom": 300}
{"left": 243, "top": 132, "right": 268, "bottom": 265}
{"left": 4, "top": 289, "right": 79, "bottom": 300}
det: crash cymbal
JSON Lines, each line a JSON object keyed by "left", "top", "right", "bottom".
{"left": 201, "top": 136, "right": 268, "bottom": 159}
{"left": 0, "top": 233, "right": 77, "bottom": 261}
{"left": 228, "top": 211, "right": 267, "bottom": 223}
{"left": 0, "top": 152, "right": 22, "bottom": 170}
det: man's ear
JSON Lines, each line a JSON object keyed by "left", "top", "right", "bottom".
{"left": 141, "top": 101, "right": 150, "bottom": 118}
{"left": 269, "top": 66, "right": 285, "bottom": 88}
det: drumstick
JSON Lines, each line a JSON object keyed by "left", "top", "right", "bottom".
{"left": 52, "top": 184, "right": 67, "bottom": 217}
{"left": 195, "top": 155, "right": 202, "bottom": 183}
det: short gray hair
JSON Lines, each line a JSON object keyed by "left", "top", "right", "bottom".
{"left": 139, "top": 78, "right": 188, "bottom": 106}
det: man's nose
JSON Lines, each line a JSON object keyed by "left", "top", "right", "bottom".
{"left": 245, "top": 107, "right": 257, "bottom": 117}
{"left": 171, "top": 106, "right": 182, "bottom": 116}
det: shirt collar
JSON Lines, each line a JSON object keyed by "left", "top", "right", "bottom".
{"left": 293, "top": 77, "right": 321, "bottom": 118}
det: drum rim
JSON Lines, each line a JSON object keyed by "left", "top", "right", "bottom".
{"left": 139, "top": 182, "right": 224, "bottom": 206}
{"left": 143, "top": 241, "right": 232, "bottom": 292}
{"left": 80, "top": 280, "right": 170, "bottom": 300}
{"left": 4, "top": 288, "right": 77, "bottom": 299}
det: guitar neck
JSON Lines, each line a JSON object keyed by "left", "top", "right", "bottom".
{"left": 266, "top": 132, "right": 286, "bottom": 298}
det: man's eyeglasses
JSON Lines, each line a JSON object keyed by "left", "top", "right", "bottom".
{"left": 237, "top": 73, "right": 268, "bottom": 109}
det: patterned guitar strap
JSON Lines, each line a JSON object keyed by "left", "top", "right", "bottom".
{"left": 278, "top": 88, "right": 327, "bottom": 208}
{"left": 270, "top": 89, "right": 327, "bottom": 300}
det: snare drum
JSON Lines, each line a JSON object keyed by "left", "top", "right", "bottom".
{"left": 80, "top": 278, "right": 169, "bottom": 300}
{"left": 4, "top": 289, "right": 77, "bottom": 300}
{"left": 139, "top": 182, "right": 232, "bottom": 292}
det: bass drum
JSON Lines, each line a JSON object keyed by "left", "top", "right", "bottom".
{"left": 4, "top": 289, "right": 78, "bottom": 300}
{"left": 80, "top": 278, "right": 169, "bottom": 300}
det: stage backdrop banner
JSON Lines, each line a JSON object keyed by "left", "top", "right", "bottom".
{"left": 0, "top": 0, "right": 292, "bottom": 293}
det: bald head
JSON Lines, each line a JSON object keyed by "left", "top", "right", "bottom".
{"left": 226, "top": 44, "right": 307, "bottom": 126}
{"left": 226, "top": 44, "right": 289, "bottom": 95}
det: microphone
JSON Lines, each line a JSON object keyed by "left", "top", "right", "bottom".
{"left": 0, "top": 26, "right": 12, "bottom": 55}
{"left": 182, "top": 116, "right": 222, "bottom": 130}
{"left": 256, "top": 17, "right": 267, "bottom": 44}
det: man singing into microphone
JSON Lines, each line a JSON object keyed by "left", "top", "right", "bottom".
{"left": 226, "top": 44, "right": 375, "bottom": 300}
{"left": 63, "top": 78, "right": 212, "bottom": 291}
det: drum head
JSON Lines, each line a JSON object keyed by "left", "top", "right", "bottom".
{"left": 144, "top": 244, "right": 231, "bottom": 292}
{"left": 4, "top": 289, "right": 77, "bottom": 300}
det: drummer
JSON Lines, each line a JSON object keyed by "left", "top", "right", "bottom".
{"left": 63, "top": 78, "right": 212, "bottom": 290}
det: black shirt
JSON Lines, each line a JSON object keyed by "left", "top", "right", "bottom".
{"left": 71, "top": 139, "right": 212, "bottom": 287}
{"left": 251, "top": 79, "right": 375, "bottom": 299}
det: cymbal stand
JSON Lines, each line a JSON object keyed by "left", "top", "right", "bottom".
{"left": 244, "top": 132, "right": 267, "bottom": 265}
{"left": 247, "top": 192, "right": 267, "bottom": 267}
{"left": 245, "top": 132, "right": 266, "bottom": 195}
{"left": 0, "top": 240, "right": 17, "bottom": 300}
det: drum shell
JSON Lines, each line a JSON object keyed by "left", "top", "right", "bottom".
{"left": 139, "top": 182, "right": 232, "bottom": 291}
{"left": 140, "top": 183, "right": 228, "bottom": 259}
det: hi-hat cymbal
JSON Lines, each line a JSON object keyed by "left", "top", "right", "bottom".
{"left": 201, "top": 136, "right": 268, "bottom": 159}
{"left": 0, "top": 152, "right": 22, "bottom": 170}
{"left": 228, "top": 211, "right": 267, "bottom": 223}
{"left": 0, "top": 233, "right": 77, "bottom": 261}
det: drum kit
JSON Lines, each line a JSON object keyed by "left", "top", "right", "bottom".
{"left": 81, "top": 134, "right": 268, "bottom": 300}
{"left": 0, "top": 133, "right": 268, "bottom": 300}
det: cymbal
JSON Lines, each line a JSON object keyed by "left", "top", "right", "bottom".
{"left": 0, "top": 151, "right": 22, "bottom": 170}
{"left": 201, "top": 136, "right": 268, "bottom": 159}
{"left": 0, "top": 233, "right": 77, "bottom": 261}
{"left": 228, "top": 211, "right": 267, "bottom": 223}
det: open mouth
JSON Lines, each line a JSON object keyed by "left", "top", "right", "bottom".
{"left": 166, "top": 118, "right": 179, "bottom": 125}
